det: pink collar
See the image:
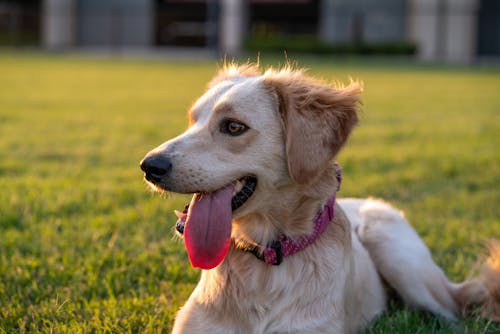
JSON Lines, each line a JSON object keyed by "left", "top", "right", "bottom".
{"left": 239, "top": 163, "right": 342, "bottom": 265}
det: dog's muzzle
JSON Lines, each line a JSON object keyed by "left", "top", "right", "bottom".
{"left": 140, "top": 154, "right": 172, "bottom": 184}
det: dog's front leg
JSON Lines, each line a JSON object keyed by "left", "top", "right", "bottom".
{"left": 172, "top": 297, "right": 239, "bottom": 334}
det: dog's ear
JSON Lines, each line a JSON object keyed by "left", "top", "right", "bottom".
{"left": 264, "top": 70, "right": 361, "bottom": 185}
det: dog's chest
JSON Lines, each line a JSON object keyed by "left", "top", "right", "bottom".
{"left": 197, "top": 252, "right": 349, "bottom": 333}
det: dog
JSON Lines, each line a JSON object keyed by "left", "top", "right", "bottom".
{"left": 140, "top": 64, "right": 500, "bottom": 333}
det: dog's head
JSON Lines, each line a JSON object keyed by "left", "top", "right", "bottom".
{"left": 140, "top": 64, "right": 361, "bottom": 269}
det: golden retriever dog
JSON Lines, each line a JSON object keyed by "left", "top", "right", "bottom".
{"left": 140, "top": 64, "right": 500, "bottom": 333}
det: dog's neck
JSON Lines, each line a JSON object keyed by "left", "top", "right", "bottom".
{"left": 232, "top": 165, "right": 340, "bottom": 250}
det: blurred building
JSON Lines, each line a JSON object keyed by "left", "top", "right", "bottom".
{"left": 0, "top": 0, "right": 498, "bottom": 64}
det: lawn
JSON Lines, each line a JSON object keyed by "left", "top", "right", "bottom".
{"left": 0, "top": 52, "right": 498, "bottom": 333}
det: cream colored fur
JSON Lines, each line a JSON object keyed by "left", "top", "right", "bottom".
{"left": 142, "top": 64, "right": 500, "bottom": 333}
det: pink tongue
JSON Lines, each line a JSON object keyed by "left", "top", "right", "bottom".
{"left": 184, "top": 184, "right": 234, "bottom": 269}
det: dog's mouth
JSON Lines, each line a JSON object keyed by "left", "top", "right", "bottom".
{"left": 174, "top": 176, "right": 257, "bottom": 270}
{"left": 230, "top": 176, "right": 258, "bottom": 211}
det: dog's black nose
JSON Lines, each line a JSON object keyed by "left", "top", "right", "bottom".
{"left": 140, "top": 154, "right": 172, "bottom": 183}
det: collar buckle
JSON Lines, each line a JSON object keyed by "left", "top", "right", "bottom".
{"left": 264, "top": 240, "right": 283, "bottom": 265}
{"left": 249, "top": 240, "right": 283, "bottom": 265}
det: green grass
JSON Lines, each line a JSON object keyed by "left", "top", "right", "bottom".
{"left": 0, "top": 52, "right": 499, "bottom": 333}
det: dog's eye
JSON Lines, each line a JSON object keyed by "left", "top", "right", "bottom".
{"left": 220, "top": 119, "right": 249, "bottom": 136}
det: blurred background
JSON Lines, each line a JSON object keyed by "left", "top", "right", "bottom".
{"left": 0, "top": 0, "right": 499, "bottom": 64}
